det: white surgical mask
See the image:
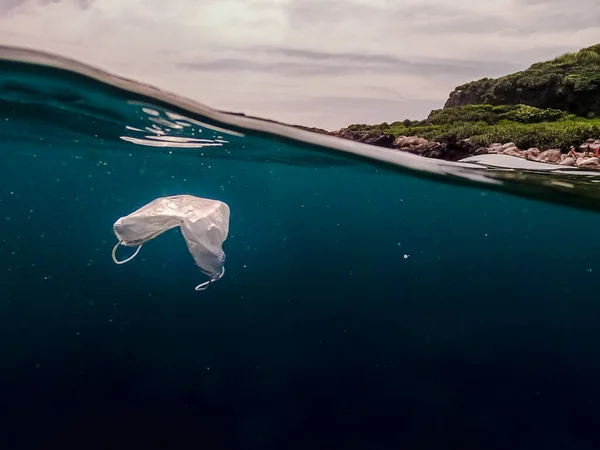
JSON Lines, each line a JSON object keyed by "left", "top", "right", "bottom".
{"left": 111, "top": 194, "right": 230, "bottom": 291}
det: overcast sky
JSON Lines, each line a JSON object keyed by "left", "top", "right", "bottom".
{"left": 0, "top": 0, "right": 599, "bottom": 130}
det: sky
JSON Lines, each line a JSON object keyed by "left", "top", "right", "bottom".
{"left": 0, "top": 0, "right": 600, "bottom": 130}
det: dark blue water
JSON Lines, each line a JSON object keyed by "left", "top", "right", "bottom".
{"left": 2, "top": 47, "right": 600, "bottom": 450}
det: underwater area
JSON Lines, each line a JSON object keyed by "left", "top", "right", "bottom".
{"left": 2, "top": 46, "right": 600, "bottom": 449}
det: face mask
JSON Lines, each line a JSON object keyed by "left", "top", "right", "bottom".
{"left": 111, "top": 195, "right": 230, "bottom": 291}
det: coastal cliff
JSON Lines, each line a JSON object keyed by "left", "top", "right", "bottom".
{"left": 443, "top": 44, "right": 600, "bottom": 117}
{"left": 318, "top": 43, "right": 600, "bottom": 167}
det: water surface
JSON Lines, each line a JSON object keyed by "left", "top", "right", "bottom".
{"left": 1, "top": 46, "right": 600, "bottom": 450}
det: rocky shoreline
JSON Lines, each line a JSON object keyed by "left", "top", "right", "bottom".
{"left": 328, "top": 128, "right": 600, "bottom": 169}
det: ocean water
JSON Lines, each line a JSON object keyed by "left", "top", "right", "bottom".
{"left": 2, "top": 47, "right": 600, "bottom": 450}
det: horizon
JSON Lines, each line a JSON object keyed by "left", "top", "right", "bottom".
{"left": 1, "top": 0, "right": 600, "bottom": 129}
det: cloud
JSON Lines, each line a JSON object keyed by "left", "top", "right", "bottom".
{"left": 0, "top": 0, "right": 599, "bottom": 129}
{"left": 178, "top": 49, "right": 525, "bottom": 80}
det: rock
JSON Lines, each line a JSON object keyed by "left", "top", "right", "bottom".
{"left": 404, "top": 142, "right": 444, "bottom": 158}
{"left": 393, "top": 135, "right": 429, "bottom": 148}
{"left": 333, "top": 129, "right": 395, "bottom": 148}
{"left": 578, "top": 157, "right": 600, "bottom": 168}
{"left": 579, "top": 141, "right": 600, "bottom": 151}
{"left": 538, "top": 149, "right": 562, "bottom": 163}
{"left": 523, "top": 148, "right": 541, "bottom": 160}
{"left": 502, "top": 145, "right": 519, "bottom": 154}
{"left": 401, "top": 138, "right": 488, "bottom": 161}
{"left": 360, "top": 133, "right": 395, "bottom": 148}
{"left": 393, "top": 136, "right": 409, "bottom": 147}
{"left": 488, "top": 144, "right": 503, "bottom": 154}
{"left": 559, "top": 157, "right": 576, "bottom": 166}
{"left": 501, "top": 142, "right": 517, "bottom": 150}
{"left": 504, "top": 148, "right": 525, "bottom": 158}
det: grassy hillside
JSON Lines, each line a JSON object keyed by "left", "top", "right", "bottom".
{"left": 340, "top": 44, "right": 600, "bottom": 151}
{"left": 345, "top": 104, "right": 600, "bottom": 150}
{"left": 444, "top": 44, "right": 600, "bottom": 117}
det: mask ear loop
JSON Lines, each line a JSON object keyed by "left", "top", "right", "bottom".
{"left": 195, "top": 266, "right": 225, "bottom": 291}
{"left": 112, "top": 240, "right": 143, "bottom": 265}
{"left": 111, "top": 227, "right": 173, "bottom": 265}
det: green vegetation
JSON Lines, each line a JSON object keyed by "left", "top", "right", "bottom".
{"left": 445, "top": 44, "right": 600, "bottom": 117}
{"left": 346, "top": 104, "right": 600, "bottom": 150}
{"left": 427, "top": 104, "right": 570, "bottom": 125}
{"left": 343, "top": 43, "right": 600, "bottom": 150}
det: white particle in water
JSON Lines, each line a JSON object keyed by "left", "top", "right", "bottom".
{"left": 403, "top": 254, "right": 410, "bottom": 259}
{"left": 142, "top": 107, "right": 159, "bottom": 116}
{"left": 587, "top": 268, "right": 593, "bottom": 273}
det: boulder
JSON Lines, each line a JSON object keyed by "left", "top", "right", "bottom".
{"left": 502, "top": 145, "right": 520, "bottom": 154}
{"left": 503, "top": 148, "right": 525, "bottom": 158}
{"left": 559, "top": 157, "right": 576, "bottom": 166}
{"left": 579, "top": 140, "right": 600, "bottom": 151}
{"left": 403, "top": 139, "right": 488, "bottom": 161}
{"left": 393, "top": 135, "right": 429, "bottom": 148}
{"left": 360, "top": 133, "right": 395, "bottom": 148}
{"left": 578, "top": 157, "right": 600, "bottom": 168}
{"left": 333, "top": 129, "right": 395, "bottom": 148}
{"left": 523, "top": 148, "right": 541, "bottom": 160}
{"left": 538, "top": 149, "right": 562, "bottom": 163}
